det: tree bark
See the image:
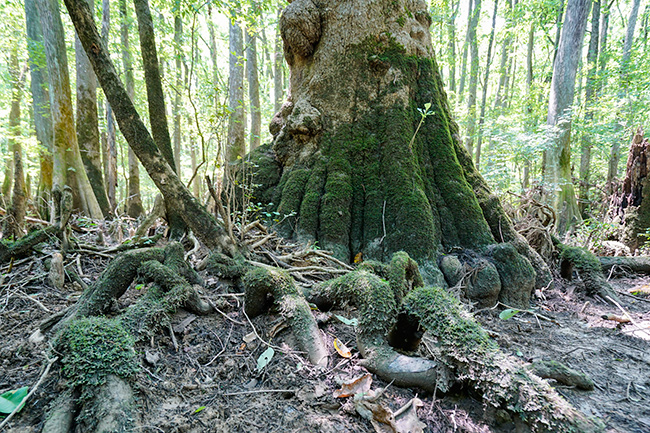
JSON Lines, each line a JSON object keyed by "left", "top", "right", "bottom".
{"left": 173, "top": 14, "right": 183, "bottom": 175}
{"left": 64, "top": 0, "right": 236, "bottom": 255}
{"left": 37, "top": 0, "right": 103, "bottom": 219}
{"left": 227, "top": 18, "right": 246, "bottom": 162}
{"left": 247, "top": 28, "right": 262, "bottom": 151}
{"left": 465, "top": 0, "right": 481, "bottom": 158}
{"left": 4, "top": 48, "right": 26, "bottom": 239}
{"left": 256, "top": 0, "right": 551, "bottom": 306}
{"left": 101, "top": 0, "right": 117, "bottom": 213}
{"left": 76, "top": 0, "right": 111, "bottom": 218}
{"left": 494, "top": 0, "right": 514, "bottom": 109}
{"left": 133, "top": 0, "right": 186, "bottom": 235}
{"left": 607, "top": 0, "right": 641, "bottom": 192}
{"left": 274, "top": 7, "right": 284, "bottom": 113}
{"left": 457, "top": 0, "right": 473, "bottom": 98}
{"left": 25, "top": 0, "right": 54, "bottom": 218}
{"left": 117, "top": 0, "right": 143, "bottom": 218}
{"left": 578, "top": 0, "right": 600, "bottom": 217}
{"left": 475, "top": 0, "right": 498, "bottom": 169}
{"left": 543, "top": 0, "right": 590, "bottom": 234}
{"left": 445, "top": 1, "right": 460, "bottom": 94}
{"left": 207, "top": 4, "right": 220, "bottom": 112}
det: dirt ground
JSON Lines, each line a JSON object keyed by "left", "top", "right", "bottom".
{"left": 1, "top": 238, "right": 649, "bottom": 432}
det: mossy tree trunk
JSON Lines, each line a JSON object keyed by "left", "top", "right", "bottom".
{"left": 256, "top": 0, "right": 549, "bottom": 307}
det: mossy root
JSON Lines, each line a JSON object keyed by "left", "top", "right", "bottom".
{"left": 403, "top": 286, "right": 603, "bottom": 432}
{"left": 243, "top": 267, "right": 329, "bottom": 366}
{"left": 307, "top": 269, "right": 445, "bottom": 391}
{"left": 556, "top": 243, "right": 619, "bottom": 303}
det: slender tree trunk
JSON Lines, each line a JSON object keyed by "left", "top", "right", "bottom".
{"left": 76, "top": 0, "right": 111, "bottom": 218}
{"left": 551, "top": 0, "right": 566, "bottom": 73}
{"left": 25, "top": 0, "right": 53, "bottom": 218}
{"left": 446, "top": 1, "right": 459, "bottom": 94}
{"left": 475, "top": 0, "right": 498, "bottom": 169}
{"left": 37, "top": 0, "right": 103, "bottom": 219}
{"left": 494, "top": 0, "right": 514, "bottom": 109}
{"left": 133, "top": 0, "right": 186, "bottom": 235}
{"left": 458, "top": 0, "right": 474, "bottom": 98}
{"left": 173, "top": 14, "right": 183, "bottom": 175}
{"left": 544, "top": 0, "right": 590, "bottom": 234}
{"left": 101, "top": 0, "right": 117, "bottom": 212}
{"left": 207, "top": 4, "right": 220, "bottom": 113}
{"left": 118, "top": 0, "right": 144, "bottom": 218}
{"left": 465, "top": 0, "right": 481, "bottom": 157}
{"left": 607, "top": 0, "right": 641, "bottom": 191}
{"left": 247, "top": 28, "right": 262, "bottom": 151}
{"left": 274, "top": 7, "right": 284, "bottom": 113}
{"left": 578, "top": 0, "right": 600, "bottom": 217}
{"left": 5, "top": 48, "right": 26, "bottom": 239}
{"left": 63, "top": 0, "right": 236, "bottom": 255}
{"left": 227, "top": 18, "right": 246, "bottom": 162}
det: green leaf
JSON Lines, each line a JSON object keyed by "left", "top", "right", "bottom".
{"left": 424, "top": 102, "right": 431, "bottom": 110}
{"left": 499, "top": 309, "right": 520, "bottom": 320}
{"left": 194, "top": 406, "right": 206, "bottom": 414}
{"left": 334, "top": 314, "right": 359, "bottom": 327}
{"left": 256, "top": 347, "right": 275, "bottom": 372}
{"left": 0, "top": 386, "right": 28, "bottom": 414}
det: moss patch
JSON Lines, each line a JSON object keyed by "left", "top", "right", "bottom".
{"left": 57, "top": 317, "right": 139, "bottom": 389}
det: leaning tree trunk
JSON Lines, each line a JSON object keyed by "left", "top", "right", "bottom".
{"left": 256, "top": 0, "right": 550, "bottom": 307}
{"left": 64, "top": 0, "right": 236, "bottom": 256}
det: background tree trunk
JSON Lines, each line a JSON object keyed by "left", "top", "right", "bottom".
{"left": 543, "top": 0, "right": 590, "bottom": 234}
{"left": 446, "top": 1, "right": 459, "bottom": 95}
{"left": 76, "top": 0, "right": 111, "bottom": 218}
{"left": 101, "top": 0, "right": 117, "bottom": 213}
{"left": 494, "top": 0, "right": 514, "bottom": 109}
{"left": 274, "top": 7, "right": 284, "bottom": 113}
{"left": 25, "top": 0, "right": 53, "bottom": 219}
{"left": 607, "top": 0, "right": 641, "bottom": 192}
{"left": 4, "top": 48, "right": 26, "bottom": 239}
{"left": 227, "top": 18, "right": 246, "bottom": 162}
{"left": 457, "top": 0, "right": 473, "bottom": 98}
{"left": 173, "top": 13, "right": 183, "bottom": 175}
{"left": 37, "top": 0, "right": 103, "bottom": 219}
{"left": 465, "top": 0, "right": 481, "bottom": 157}
{"left": 255, "top": 0, "right": 550, "bottom": 307}
{"left": 247, "top": 28, "right": 262, "bottom": 151}
{"left": 578, "top": 0, "right": 600, "bottom": 217}
{"left": 475, "top": 0, "right": 498, "bottom": 169}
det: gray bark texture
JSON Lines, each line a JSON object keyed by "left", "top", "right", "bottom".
{"left": 544, "top": 0, "right": 590, "bottom": 233}
{"left": 247, "top": 29, "right": 262, "bottom": 151}
{"left": 75, "top": 0, "right": 111, "bottom": 217}
{"left": 37, "top": 0, "right": 103, "bottom": 219}
{"left": 227, "top": 19, "right": 246, "bottom": 162}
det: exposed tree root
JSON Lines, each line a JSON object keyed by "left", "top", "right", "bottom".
{"left": 40, "top": 242, "right": 215, "bottom": 432}
{"left": 599, "top": 255, "right": 650, "bottom": 274}
{"left": 243, "top": 267, "right": 329, "bottom": 366}
{"left": 307, "top": 252, "right": 603, "bottom": 432}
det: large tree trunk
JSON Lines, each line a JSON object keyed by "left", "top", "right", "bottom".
{"left": 257, "top": 0, "right": 550, "bottom": 307}
{"left": 37, "top": 0, "right": 103, "bottom": 219}
{"left": 25, "top": 0, "right": 54, "bottom": 218}
{"left": 76, "top": 0, "right": 111, "bottom": 218}
{"left": 543, "top": 0, "right": 590, "bottom": 234}
{"left": 64, "top": 0, "right": 236, "bottom": 255}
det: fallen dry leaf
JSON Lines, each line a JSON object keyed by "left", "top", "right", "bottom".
{"left": 333, "top": 373, "right": 372, "bottom": 398}
{"left": 394, "top": 398, "right": 426, "bottom": 433}
{"left": 334, "top": 338, "right": 352, "bottom": 358}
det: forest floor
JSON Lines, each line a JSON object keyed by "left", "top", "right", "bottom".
{"left": 1, "top": 229, "right": 649, "bottom": 433}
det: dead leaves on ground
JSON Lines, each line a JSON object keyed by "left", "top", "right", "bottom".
{"left": 334, "top": 374, "right": 426, "bottom": 433}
